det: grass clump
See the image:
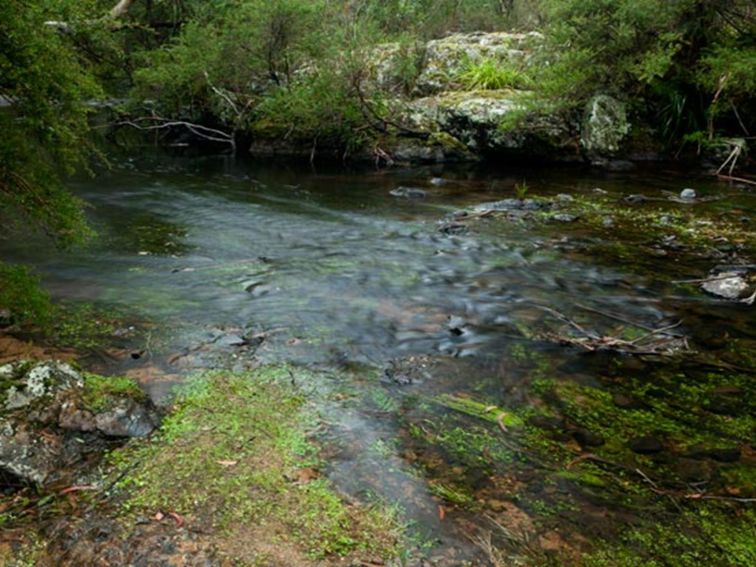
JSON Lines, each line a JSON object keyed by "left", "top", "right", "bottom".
{"left": 458, "top": 58, "right": 532, "bottom": 91}
{"left": 110, "top": 366, "right": 403, "bottom": 563}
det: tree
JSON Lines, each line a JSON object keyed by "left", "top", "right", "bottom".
{"left": 0, "top": 0, "right": 100, "bottom": 247}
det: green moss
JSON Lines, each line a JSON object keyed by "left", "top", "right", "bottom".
{"left": 582, "top": 505, "right": 756, "bottom": 567}
{"left": 81, "top": 373, "right": 146, "bottom": 413}
{"left": 433, "top": 394, "right": 523, "bottom": 428}
{"left": 108, "top": 366, "right": 403, "bottom": 562}
{"left": 47, "top": 302, "right": 121, "bottom": 350}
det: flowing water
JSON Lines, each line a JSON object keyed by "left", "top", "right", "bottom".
{"left": 2, "top": 153, "right": 754, "bottom": 563}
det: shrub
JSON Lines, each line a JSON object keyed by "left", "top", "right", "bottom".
{"left": 0, "top": 263, "right": 52, "bottom": 326}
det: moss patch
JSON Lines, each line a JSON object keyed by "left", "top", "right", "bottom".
{"left": 81, "top": 373, "right": 146, "bottom": 413}
{"left": 108, "top": 367, "right": 403, "bottom": 563}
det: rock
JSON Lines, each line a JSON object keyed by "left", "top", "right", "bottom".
{"left": 581, "top": 95, "right": 631, "bottom": 157}
{"left": 624, "top": 194, "right": 648, "bottom": 204}
{"left": 629, "top": 436, "right": 664, "bottom": 454}
{"left": 3, "top": 361, "right": 83, "bottom": 411}
{"left": 390, "top": 186, "right": 428, "bottom": 199}
{"left": 94, "top": 399, "right": 159, "bottom": 438}
{"left": 552, "top": 213, "right": 578, "bottom": 223}
{"left": 474, "top": 198, "right": 550, "bottom": 213}
{"left": 404, "top": 91, "right": 575, "bottom": 160}
{"left": 701, "top": 272, "right": 750, "bottom": 300}
{"left": 680, "top": 188, "right": 697, "bottom": 200}
{"left": 571, "top": 427, "right": 605, "bottom": 447}
{"left": 555, "top": 194, "right": 574, "bottom": 203}
{"left": 216, "top": 333, "right": 247, "bottom": 347}
{"left": 0, "top": 361, "right": 159, "bottom": 486}
{"left": 382, "top": 356, "right": 432, "bottom": 386}
{"left": 429, "top": 177, "right": 447, "bottom": 186}
{"left": 439, "top": 223, "right": 469, "bottom": 236}
{"left": 447, "top": 315, "right": 468, "bottom": 336}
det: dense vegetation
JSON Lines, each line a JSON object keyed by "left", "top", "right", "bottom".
{"left": 1, "top": 0, "right": 754, "bottom": 314}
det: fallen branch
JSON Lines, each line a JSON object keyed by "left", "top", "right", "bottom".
{"left": 117, "top": 117, "right": 235, "bottom": 152}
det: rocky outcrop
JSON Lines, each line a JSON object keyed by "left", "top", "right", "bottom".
{"left": 252, "top": 31, "right": 637, "bottom": 166}
{"left": 373, "top": 33, "right": 625, "bottom": 164}
{"left": 0, "top": 361, "right": 159, "bottom": 486}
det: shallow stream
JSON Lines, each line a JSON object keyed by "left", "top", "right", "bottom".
{"left": 3, "top": 154, "right": 754, "bottom": 563}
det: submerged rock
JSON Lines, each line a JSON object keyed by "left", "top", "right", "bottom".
{"left": 0, "top": 361, "right": 159, "bottom": 486}
{"left": 474, "top": 198, "right": 551, "bottom": 213}
{"left": 390, "top": 186, "right": 428, "bottom": 199}
{"left": 552, "top": 213, "right": 579, "bottom": 223}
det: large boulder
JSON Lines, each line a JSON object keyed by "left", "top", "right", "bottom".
{"left": 402, "top": 91, "right": 576, "bottom": 160}
{"left": 0, "top": 361, "right": 160, "bottom": 486}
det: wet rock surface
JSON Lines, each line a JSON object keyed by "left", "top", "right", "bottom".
{"left": 0, "top": 361, "right": 159, "bottom": 486}
{"left": 701, "top": 271, "right": 752, "bottom": 300}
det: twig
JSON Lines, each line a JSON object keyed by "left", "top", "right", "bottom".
{"left": 575, "top": 303, "right": 656, "bottom": 332}
{"left": 717, "top": 175, "right": 756, "bottom": 186}
{"left": 533, "top": 305, "right": 597, "bottom": 339}
{"left": 630, "top": 321, "right": 683, "bottom": 345}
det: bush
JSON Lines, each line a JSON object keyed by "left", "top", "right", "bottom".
{"left": 0, "top": 263, "right": 52, "bottom": 326}
{"left": 536, "top": 0, "right": 756, "bottom": 145}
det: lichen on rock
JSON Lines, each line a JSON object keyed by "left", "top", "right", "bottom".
{"left": 0, "top": 361, "right": 159, "bottom": 486}
{"left": 580, "top": 94, "right": 631, "bottom": 157}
